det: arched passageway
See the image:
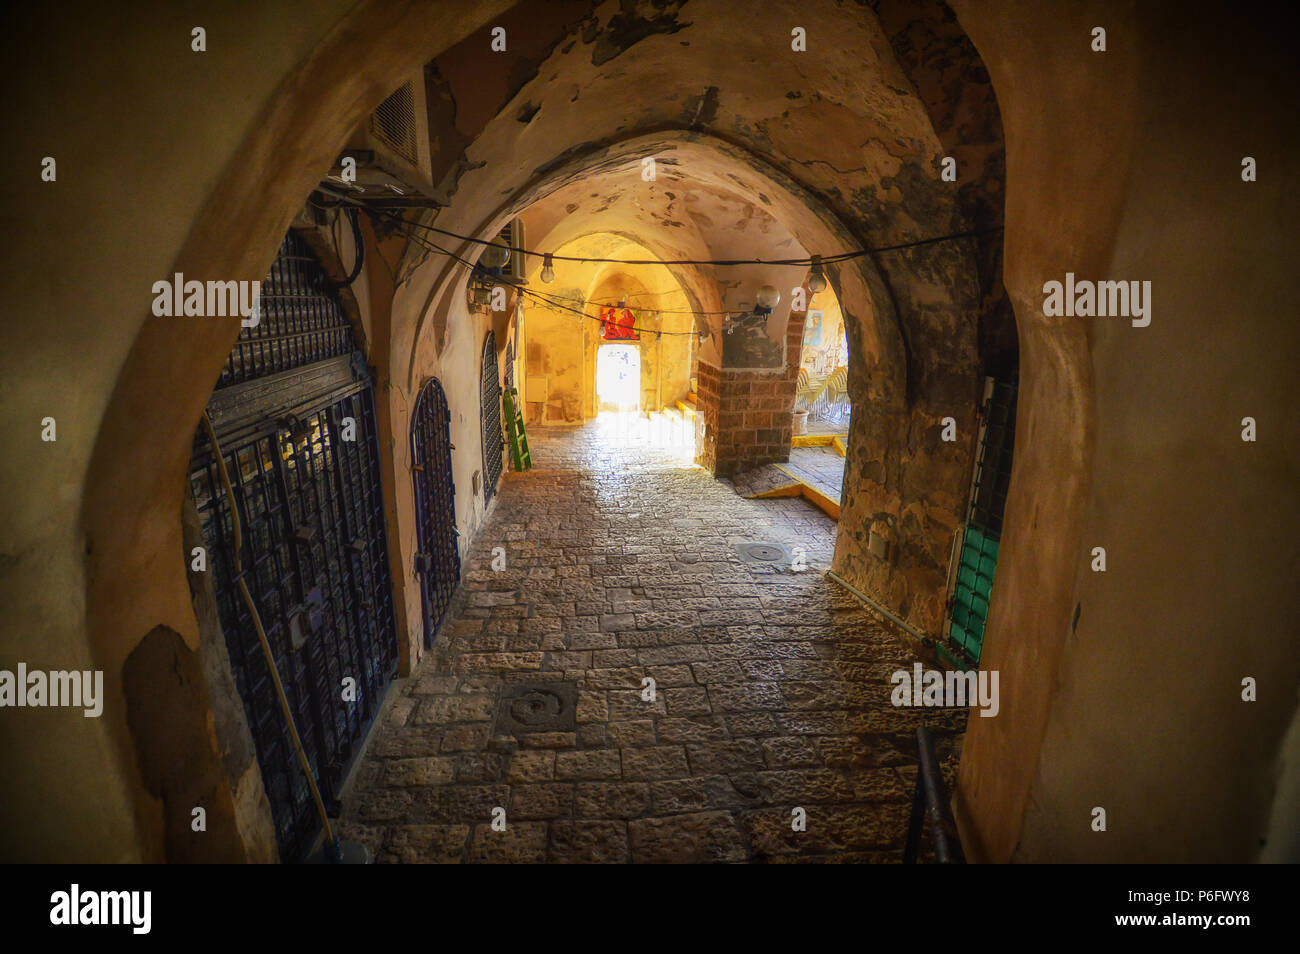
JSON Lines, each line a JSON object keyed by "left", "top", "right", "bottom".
{"left": 5, "top": 0, "right": 1296, "bottom": 867}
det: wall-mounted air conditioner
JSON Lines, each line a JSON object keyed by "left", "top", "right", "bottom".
{"left": 322, "top": 73, "right": 436, "bottom": 204}
{"left": 497, "top": 219, "right": 527, "bottom": 285}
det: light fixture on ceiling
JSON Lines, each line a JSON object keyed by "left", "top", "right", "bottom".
{"left": 540, "top": 253, "right": 555, "bottom": 284}
{"left": 469, "top": 233, "right": 515, "bottom": 309}
{"left": 808, "top": 254, "right": 828, "bottom": 295}
{"left": 480, "top": 242, "right": 511, "bottom": 271}
{"left": 755, "top": 284, "right": 780, "bottom": 315}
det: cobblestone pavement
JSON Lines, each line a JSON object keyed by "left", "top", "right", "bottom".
{"left": 340, "top": 419, "right": 964, "bottom": 863}
{"left": 784, "top": 446, "right": 847, "bottom": 504}
{"left": 804, "top": 416, "right": 849, "bottom": 437}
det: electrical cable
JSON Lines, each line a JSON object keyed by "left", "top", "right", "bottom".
{"left": 391, "top": 210, "right": 1002, "bottom": 267}
{"left": 317, "top": 187, "right": 1002, "bottom": 269}
{"left": 343, "top": 207, "right": 365, "bottom": 284}
{"left": 363, "top": 202, "right": 1001, "bottom": 339}
{"left": 385, "top": 214, "right": 712, "bottom": 338}
{"left": 200, "top": 411, "right": 342, "bottom": 862}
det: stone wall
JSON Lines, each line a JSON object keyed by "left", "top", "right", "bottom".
{"left": 695, "top": 314, "right": 804, "bottom": 476}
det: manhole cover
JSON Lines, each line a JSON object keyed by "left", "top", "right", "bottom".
{"left": 735, "top": 541, "right": 792, "bottom": 566}
{"left": 494, "top": 683, "right": 577, "bottom": 735}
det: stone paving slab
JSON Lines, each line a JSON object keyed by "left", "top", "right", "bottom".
{"left": 340, "top": 422, "right": 964, "bottom": 863}
{"left": 726, "top": 463, "right": 800, "bottom": 498}
{"left": 782, "top": 446, "right": 846, "bottom": 504}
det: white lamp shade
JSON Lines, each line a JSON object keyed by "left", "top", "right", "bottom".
{"left": 756, "top": 284, "right": 780, "bottom": 309}
{"left": 481, "top": 244, "right": 511, "bottom": 269}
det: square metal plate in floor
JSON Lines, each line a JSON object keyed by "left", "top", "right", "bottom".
{"left": 734, "top": 541, "right": 793, "bottom": 570}
{"left": 494, "top": 683, "right": 578, "bottom": 735}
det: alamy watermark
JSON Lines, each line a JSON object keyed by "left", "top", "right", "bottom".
{"left": 50, "top": 885, "right": 150, "bottom": 934}
{"left": 151, "top": 272, "right": 260, "bottom": 326}
{"left": 599, "top": 409, "right": 694, "bottom": 450}
{"left": 890, "top": 662, "right": 999, "bottom": 718}
{"left": 0, "top": 664, "right": 103, "bottom": 717}
{"left": 1042, "top": 272, "right": 1150, "bottom": 327}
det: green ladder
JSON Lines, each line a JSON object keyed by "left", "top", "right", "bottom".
{"left": 503, "top": 387, "right": 532, "bottom": 471}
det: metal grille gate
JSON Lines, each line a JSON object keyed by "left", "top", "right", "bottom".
{"left": 189, "top": 230, "right": 398, "bottom": 861}
{"left": 481, "top": 331, "right": 503, "bottom": 503}
{"left": 411, "top": 377, "right": 460, "bottom": 647}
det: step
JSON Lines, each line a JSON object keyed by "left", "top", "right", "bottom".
{"left": 791, "top": 434, "right": 835, "bottom": 447}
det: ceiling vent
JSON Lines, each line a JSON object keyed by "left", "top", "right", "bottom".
{"left": 369, "top": 82, "right": 420, "bottom": 166}
{"left": 321, "top": 73, "right": 436, "bottom": 206}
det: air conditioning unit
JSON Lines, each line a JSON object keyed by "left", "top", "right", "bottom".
{"left": 497, "top": 219, "right": 527, "bottom": 285}
{"left": 469, "top": 218, "right": 528, "bottom": 312}
{"left": 322, "top": 73, "right": 436, "bottom": 204}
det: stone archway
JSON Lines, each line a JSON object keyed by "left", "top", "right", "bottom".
{"left": 71, "top": 0, "right": 1019, "bottom": 863}
{"left": 73, "top": 0, "right": 511, "bottom": 864}
{"left": 427, "top": 129, "right": 984, "bottom": 638}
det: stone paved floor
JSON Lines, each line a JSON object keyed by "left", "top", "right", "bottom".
{"left": 804, "top": 415, "right": 850, "bottom": 437}
{"left": 784, "top": 446, "right": 847, "bottom": 504}
{"left": 339, "top": 418, "right": 964, "bottom": 863}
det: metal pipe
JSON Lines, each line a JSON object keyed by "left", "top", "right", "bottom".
{"left": 915, "top": 726, "right": 956, "bottom": 864}
{"left": 824, "top": 569, "right": 932, "bottom": 645}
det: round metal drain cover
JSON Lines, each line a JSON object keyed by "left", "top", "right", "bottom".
{"left": 511, "top": 689, "right": 564, "bottom": 726}
{"left": 735, "top": 541, "right": 792, "bottom": 566}
{"left": 494, "top": 683, "right": 578, "bottom": 734}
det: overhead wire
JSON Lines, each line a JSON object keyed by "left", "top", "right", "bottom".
{"left": 382, "top": 212, "right": 712, "bottom": 338}
{"left": 388, "top": 210, "right": 1002, "bottom": 267}
{"left": 327, "top": 194, "right": 1002, "bottom": 337}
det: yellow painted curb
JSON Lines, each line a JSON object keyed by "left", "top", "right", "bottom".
{"left": 745, "top": 482, "right": 804, "bottom": 499}
{"left": 791, "top": 433, "right": 834, "bottom": 447}
{"left": 771, "top": 463, "right": 841, "bottom": 519}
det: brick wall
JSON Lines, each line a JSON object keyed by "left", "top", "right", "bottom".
{"left": 695, "top": 314, "right": 805, "bottom": 476}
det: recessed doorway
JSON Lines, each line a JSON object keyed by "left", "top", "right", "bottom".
{"left": 595, "top": 343, "right": 640, "bottom": 412}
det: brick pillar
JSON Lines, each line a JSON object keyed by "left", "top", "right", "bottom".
{"left": 694, "top": 312, "right": 805, "bottom": 477}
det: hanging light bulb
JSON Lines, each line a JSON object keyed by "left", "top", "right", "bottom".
{"left": 540, "top": 253, "right": 555, "bottom": 284}
{"left": 481, "top": 242, "right": 511, "bottom": 271}
{"left": 755, "top": 284, "right": 780, "bottom": 312}
{"left": 808, "top": 254, "right": 828, "bottom": 295}
{"left": 697, "top": 330, "right": 708, "bottom": 345}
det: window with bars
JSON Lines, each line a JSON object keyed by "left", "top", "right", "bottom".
{"left": 217, "top": 231, "right": 353, "bottom": 389}
{"left": 411, "top": 377, "right": 460, "bottom": 647}
{"left": 481, "top": 331, "right": 503, "bottom": 503}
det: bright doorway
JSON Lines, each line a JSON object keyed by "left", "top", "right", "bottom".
{"left": 596, "top": 344, "right": 640, "bottom": 411}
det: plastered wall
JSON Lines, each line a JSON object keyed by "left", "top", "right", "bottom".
{"left": 951, "top": 0, "right": 1300, "bottom": 862}
{"left": 0, "top": 0, "right": 507, "bottom": 863}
